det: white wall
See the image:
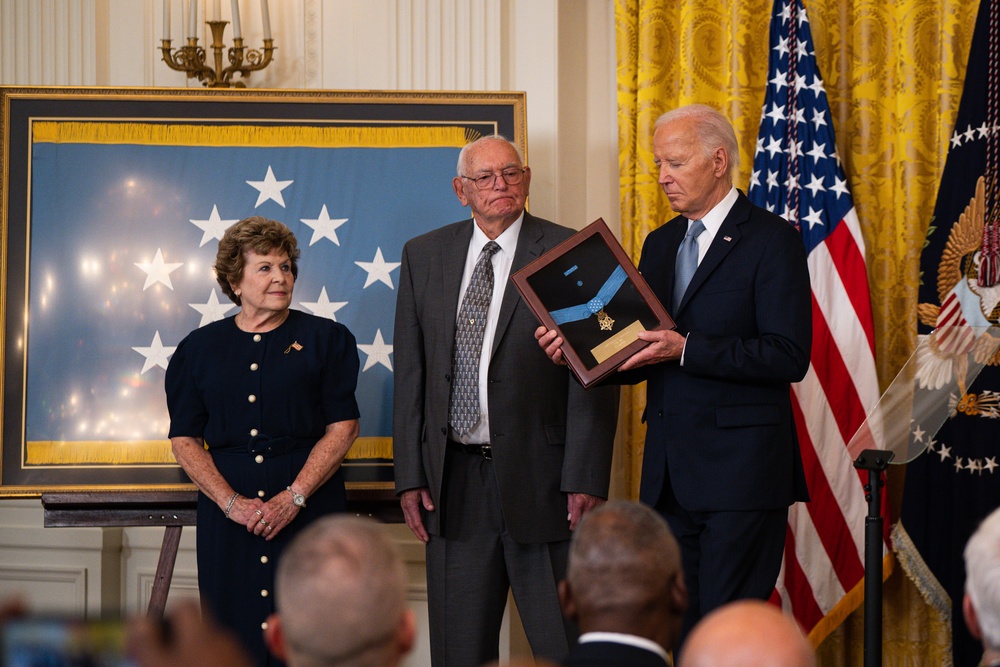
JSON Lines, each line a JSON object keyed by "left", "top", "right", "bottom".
{"left": 0, "top": 1, "right": 619, "bottom": 664}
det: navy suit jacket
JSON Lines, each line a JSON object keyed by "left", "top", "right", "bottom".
{"left": 562, "top": 640, "right": 671, "bottom": 667}
{"left": 626, "top": 191, "right": 811, "bottom": 512}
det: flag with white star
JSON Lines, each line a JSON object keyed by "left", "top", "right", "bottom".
{"left": 900, "top": 1, "right": 1000, "bottom": 663}
{"left": 24, "top": 125, "right": 469, "bottom": 483}
{"left": 747, "top": 0, "right": 882, "bottom": 641}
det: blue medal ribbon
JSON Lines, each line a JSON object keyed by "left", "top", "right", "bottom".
{"left": 549, "top": 265, "right": 628, "bottom": 325}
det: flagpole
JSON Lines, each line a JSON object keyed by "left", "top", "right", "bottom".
{"left": 854, "top": 449, "right": 892, "bottom": 667}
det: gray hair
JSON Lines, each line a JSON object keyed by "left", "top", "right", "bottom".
{"left": 654, "top": 103, "right": 740, "bottom": 178}
{"left": 456, "top": 134, "right": 524, "bottom": 177}
{"left": 275, "top": 515, "right": 407, "bottom": 667}
{"left": 567, "top": 500, "right": 681, "bottom": 614}
{"left": 966, "top": 507, "right": 1000, "bottom": 651}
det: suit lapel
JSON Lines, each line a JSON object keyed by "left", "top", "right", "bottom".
{"left": 676, "top": 191, "right": 750, "bottom": 313}
{"left": 491, "top": 212, "right": 546, "bottom": 357}
{"left": 442, "top": 220, "right": 475, "bottom": 350}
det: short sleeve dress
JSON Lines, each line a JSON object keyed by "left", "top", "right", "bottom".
{"left": 165, "top": 309, "right": 360, "bottom": 666}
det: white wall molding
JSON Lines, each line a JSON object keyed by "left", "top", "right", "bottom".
{"left": 0, "top": 565, "right": 88, "bottom": 614}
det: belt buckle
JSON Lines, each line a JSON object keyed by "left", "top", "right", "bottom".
{"left": 481, "top": 445, "right": 492, "bottom": 460}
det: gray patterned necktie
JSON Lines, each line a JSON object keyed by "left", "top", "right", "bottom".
{"left": 449, "top": 241, "right": 501, "bottom": 435}
{"left": 672, "top": 219, "right": 705, "bottom": 312}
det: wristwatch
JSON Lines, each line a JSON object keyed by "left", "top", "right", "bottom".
{"left": 286, "top": 486, "right": 307, "bottom": 508}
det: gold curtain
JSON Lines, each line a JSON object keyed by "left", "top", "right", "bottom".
{"left": 616, "top": 0, "right": 977, "bottom": 662}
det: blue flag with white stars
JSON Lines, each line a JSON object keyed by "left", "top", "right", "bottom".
{"left": 24, "top": 122, "right": 469, "bottom": 480}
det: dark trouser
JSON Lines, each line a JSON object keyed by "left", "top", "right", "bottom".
{"left": 426, "top": 447, "right": 573, "bottom": 667}
{"left": 656, "top": 483, "right": 787, "bottom": 653}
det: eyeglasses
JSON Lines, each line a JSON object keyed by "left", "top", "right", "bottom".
{"left": 461, "top": 167, "right": 526, "bottom": 190}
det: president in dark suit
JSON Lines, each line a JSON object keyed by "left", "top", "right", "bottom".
{"left": 539, "top": 104, "right": 811, "bottom": 644}
{"left": 393, "top": 135, "right": 618, "bottom": 666}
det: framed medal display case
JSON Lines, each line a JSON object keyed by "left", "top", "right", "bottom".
{"left": 511, "top": 218, "right": 674, "bottom": 388}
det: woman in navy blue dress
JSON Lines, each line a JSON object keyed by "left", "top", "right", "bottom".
{"left": 165, "top": 216, "right": 360, "bottom": 666}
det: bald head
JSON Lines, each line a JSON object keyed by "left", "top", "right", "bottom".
{"left": 269, "top": 516, "right": 414, "bottom": 667}
{"left": 678, "top": 601, "right": 816, "bottom": 667}
{"left": 560, "top": 501, "right": 687, "bottom": 650}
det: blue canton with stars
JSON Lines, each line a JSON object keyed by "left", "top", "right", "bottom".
{"left": 748, "top": 0, "right": 854, "bottom": 252}
{"left": 25, "top": 141, "right": 468, "bottom": 447}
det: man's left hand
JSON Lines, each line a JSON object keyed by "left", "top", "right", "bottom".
{"left": 567, "top": 493, "right": 605, "bottom": 530}
{"left": 618, "top": 329, "right": 687, "bottom": 371}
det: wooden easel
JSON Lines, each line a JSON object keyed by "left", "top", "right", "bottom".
{"left": 40, "top": 487, "right": 401, "bottom": 616}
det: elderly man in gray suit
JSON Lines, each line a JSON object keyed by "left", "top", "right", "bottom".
{"left": 393, "top": 134, "right": 618, "bottom": 666}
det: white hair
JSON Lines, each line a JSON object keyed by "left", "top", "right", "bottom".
{"left": 654, "top": 103, "right": 740, "bottom": 178}
{"left": 966, "top": 507, "right": 1000, "bottom": 651}
{"left": 456, "top": 134, "right": 524, "bottom": 176}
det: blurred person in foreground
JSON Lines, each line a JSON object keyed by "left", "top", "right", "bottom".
{"left": 129, "top": 516, "right": 412, "bottom": 667}
{"left": 964, "top": 506, "right": 1000, "bottom": 667}
{"left": 559, "top": 501, "right": 687, "bottom": 667}
{"left": 263, "top": 515, "right": 415, "bottom": 667}
{"left": 165, "top": 216, "right": 361, "bottom": 665}
{"left": 677, "top": 600, "right": 816, "bottom": 667}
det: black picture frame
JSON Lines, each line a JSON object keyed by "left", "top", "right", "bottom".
{"left": 511, "top": 218, "right": 674, "bottom": 387}
{"left": 0, "top": 86, "right": 525, "bottom": 496}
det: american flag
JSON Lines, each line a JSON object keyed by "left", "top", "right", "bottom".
{"left": 747, "top": 0, "right": 884, "bottom": 639}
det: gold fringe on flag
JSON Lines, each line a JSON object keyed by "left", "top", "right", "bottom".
{"left": 26, "top": 440, "right": 176, "bottom": 465}
{"left": 32, "top": 121, "right": 470, "bottom": 149}
{"left": 26, "top": 437, "right": 394, "bottom": 465}
{"left": 345, "top": 437, "right": 393, "bottom": 460}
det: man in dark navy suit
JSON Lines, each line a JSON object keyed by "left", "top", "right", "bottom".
{"left": 539, "top": 104, "right": 811, "bottom": 645}
{"left": 559, "top": 501, "right": 687, "bottom": 667}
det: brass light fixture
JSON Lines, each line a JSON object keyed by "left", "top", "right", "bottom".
{"left": 160, "top": 0, "right": 274, "bottom": 88}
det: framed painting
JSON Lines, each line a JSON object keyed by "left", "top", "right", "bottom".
{"left": 0, "top": 86, "right": 525, "bottom": 496}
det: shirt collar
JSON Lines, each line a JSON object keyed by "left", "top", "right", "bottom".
{"left": 472, "top": 211, "right": 524, "bottom": 255}
{"left": 578, "top": 631, "right": 670, "bottom": 663}
{"left": 695, "top": 185, "right": 739, "bottom": 237}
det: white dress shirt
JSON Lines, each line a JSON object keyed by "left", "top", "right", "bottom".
{"left": 449, "top": 213, "right": 524, "bottom": 444}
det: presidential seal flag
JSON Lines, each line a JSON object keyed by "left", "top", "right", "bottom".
{"left": 747, "top": 0, "right": 884, "bottom": 642}
{"left": 897, "top": 0, "right": 1000, "bottom": 664}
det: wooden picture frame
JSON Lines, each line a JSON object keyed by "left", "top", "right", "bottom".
{"left": 0, "top": 86, "right": 525, "bottom": 496}
{"left": 511, "top": 218, "right": 674, "bottom": 388}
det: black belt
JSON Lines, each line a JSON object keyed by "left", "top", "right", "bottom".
{"left": 447, "top": 439, "right": 493, "bottom": 460}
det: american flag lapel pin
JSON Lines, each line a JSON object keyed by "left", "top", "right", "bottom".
{"left": 723, "top": 235, "right": 733, "bottom": 242}
{"left": 284, "top": 341, "right": 304, "bottom": 354}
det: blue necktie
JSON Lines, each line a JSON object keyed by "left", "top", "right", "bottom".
{"left": 672, "top": 219, "right": 705, "bottom": 312}
{"left": 449, "top": 241, "right": 501, "bottom": 435}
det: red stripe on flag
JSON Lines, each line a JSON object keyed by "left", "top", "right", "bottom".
{"left": 780, "top": 521, "right": 825, "bottom": 629}
{"left": 824, "top": 220, "right": 876, "bottom": 356}
{"left": 790, "top": 393, "right": 866, "bottom": 591}
{"left": 808, "top": 294, "right": 869, "bottom": 444}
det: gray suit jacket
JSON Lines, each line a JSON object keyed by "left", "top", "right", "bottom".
{"left": 393, "top": 212, "right": 618, "bottom": 543}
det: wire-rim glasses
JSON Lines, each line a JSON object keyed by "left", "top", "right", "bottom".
{"left": 461, "top": 167, "right": 526, "bottom": 190}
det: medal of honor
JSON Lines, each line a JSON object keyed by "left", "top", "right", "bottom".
{"left": 597, "top": 309, "right": 614, "bottom": 331}
{"left": 548, "top": 265, "right": 628, "bottom": 332}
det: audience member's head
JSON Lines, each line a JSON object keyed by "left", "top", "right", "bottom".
{"left": 964, "top": 506, "right": 1000, "bottom": 662}
{"left": 264, "top": 515, "right": 415, "bottom": 667}
{"left": 559, "top": 500, "right": 687, "bottom": 652}
{"left": 678, "top": 600, "right": 816, "bottom": 667}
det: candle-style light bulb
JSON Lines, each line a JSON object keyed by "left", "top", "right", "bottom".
{"left": 260, "top": 0, "right": 271, "bottom": 40}
{"left": 188, "top": 0, "right": 197, "bottom": 39}
{"left": 162, "top": 0, "right": 171, "bottom": 40}
{"left": 231, "top": 0, "right": 242, "bottom": 39}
